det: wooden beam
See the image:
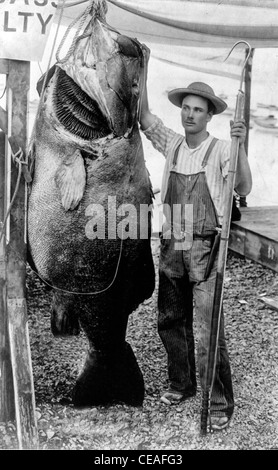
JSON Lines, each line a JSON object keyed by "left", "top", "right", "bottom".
{"left": 229, "top": 207, "right": 278, "bottom": 273}
{"left": 0, "top": 67, "right": 13, "bottom": 423}
{"left": 5, "top": 60, "right": 38, "bottom": 450}
{"left": 0, "top": 131, "right": 15, "bottom": 423}
{"left": 258, "top": 296, "right": 278, "bottom": 312}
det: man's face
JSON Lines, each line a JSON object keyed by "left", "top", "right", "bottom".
{"left": 181, "top": 94, "right": 213, "bottom": 134}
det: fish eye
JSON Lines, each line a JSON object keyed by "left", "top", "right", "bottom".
{"left": 116, "top": 36, "right": 142, "bottom": 58}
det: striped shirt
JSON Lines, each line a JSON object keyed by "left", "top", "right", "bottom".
{"left": 142, "top": 116, "right": 231, "bottom": 224}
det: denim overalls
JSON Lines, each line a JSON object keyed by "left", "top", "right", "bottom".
{"left": 158, "top": 138, "right": 234, "bottom": 418}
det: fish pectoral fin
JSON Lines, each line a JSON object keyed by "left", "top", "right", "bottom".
{"left": 55, "top": 149, "right": 86, "bottom": 211}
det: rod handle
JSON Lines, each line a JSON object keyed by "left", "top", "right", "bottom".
{"left": 200, "top": 390, "right": 210, "bottom": 435}
{"left": 234, "top": 89, "right": 245, "bottom": 122}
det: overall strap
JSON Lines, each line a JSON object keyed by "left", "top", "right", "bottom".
{"left": 172, "top": 139, "right": 184, "bottom": 168}
{"left": 201, "top": 137, "right": 218, "bottom": 168}
{"left": 172, "top": 137, "right": 218, "bottom": 170}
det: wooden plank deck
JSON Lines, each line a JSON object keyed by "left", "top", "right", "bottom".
{"left": 229, "top": 206, "right": 278, "bottom": 272}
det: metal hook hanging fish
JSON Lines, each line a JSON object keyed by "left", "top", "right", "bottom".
{"left": 224, "top": 40, "right": 252, "bottom": 91}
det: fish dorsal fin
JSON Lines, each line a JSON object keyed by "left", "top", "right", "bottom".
{"left": 55, "top": 149, "right": 86, "bottom": 211}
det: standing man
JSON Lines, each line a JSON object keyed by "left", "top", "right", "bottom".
{"left": 139, "top": 46, "right": 252, "bottom": 431}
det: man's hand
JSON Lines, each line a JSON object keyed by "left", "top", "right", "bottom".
{"left": 231, "top": 119, "right": 252, "bottom": 196}
{"left": 230, "top": 119, "right": 246, "bottom": 145}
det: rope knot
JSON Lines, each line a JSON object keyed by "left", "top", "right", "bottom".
{"left": 89, "top": 0, "right": 108, "bottom": 21}
{"left": 11, "top": 147, "right": 32, "bottom": 183}
{"left": 11, "top": 147, "right": 24, "bottom": 165}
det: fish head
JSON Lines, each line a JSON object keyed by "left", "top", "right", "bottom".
{"left": 54, "top": 14, "right": 144, "bottom": 140}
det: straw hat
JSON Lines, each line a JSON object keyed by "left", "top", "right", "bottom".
{"left": 168, "top": 82, "right": 227, "bottom": 115}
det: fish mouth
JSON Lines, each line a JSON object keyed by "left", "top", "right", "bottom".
{"left": 54, "top": 68, "right": 111, "bottom": 141}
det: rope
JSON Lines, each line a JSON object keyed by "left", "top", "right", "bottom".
{"left": 29, "top": 236, "right": 125, "bottom": 296}
{"left": 28, "top": 0, "right": 67, "bottom": 156}
{"left": 0, "top": 140, "right": 125, "bottom": 295}
{"left": 0, "top": 0, "right": 67, "bottom": 249}
{"left": 42, "top": 0, "right": 66, "bottom": 93}
{"left": 1, "top": 135, "right": 145, "bottom": 296}
{"left": 8, "top": 0, "right": 146, "bottom": 297}
{"left": 22, "top": 0, "right": 124, "bottom": 296}
{"left": 56, "top": 0, "right": 107, "bottom": 64}
{"left": 1, "top": 215, "right": 124, "bottom": 296}
{"left": 25, "top": 134, "right": 145, "bottom": 295}
{"left": 27, "top": 133, "right": 144, "bottom": 295}
{"left": 0, "top": 148, "right": 24, "bottom": 244}
{"left": 0, "top": 141, "right": 125, "bottom": 292}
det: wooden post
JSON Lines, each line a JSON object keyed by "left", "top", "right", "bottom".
{"left": 0, "top": 63, "right": 15, "bottom": 423}
{"left": 0, "top": 130, "right": 15, "bottom": 423}
{"left": 0, "top": 59, "right": 38, "bottom": 449}
{"left": 241, "top": 47, "right": 254, "bottom": 208}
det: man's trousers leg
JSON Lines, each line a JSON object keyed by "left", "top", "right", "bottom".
{"left": 157, "top": 239, "right": 197, "bottom": 395}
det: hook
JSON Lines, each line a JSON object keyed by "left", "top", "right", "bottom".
{"left": 224, "top": 40, "right": 252, "bottom": 91}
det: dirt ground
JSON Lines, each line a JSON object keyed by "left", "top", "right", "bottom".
{"left": 1, "top": 239, "right": 278, "bottom": 451}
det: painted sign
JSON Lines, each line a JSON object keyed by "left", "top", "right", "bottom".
{"left": 0, "top": 1, "right": 59, "bottom": 61}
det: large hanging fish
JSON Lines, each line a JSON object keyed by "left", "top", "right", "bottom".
{"left": 27, "top": 0, "right": 155, "bottom": 407}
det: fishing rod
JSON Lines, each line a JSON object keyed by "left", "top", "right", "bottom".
{"left": 200, "top": 40, "right": 252, "bottom": 435}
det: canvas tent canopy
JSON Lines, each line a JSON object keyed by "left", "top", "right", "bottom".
{"left": 49, "top": 0, "right": 278, "bottom": 83}
{"left": 55, "top": 0, "right": 278, "bottom": 48}
{"left": 1, "top": 0, "right": 277, "bottom": 66}
{"left": 105, "top": 0, "right": 278, "bottom": 48}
